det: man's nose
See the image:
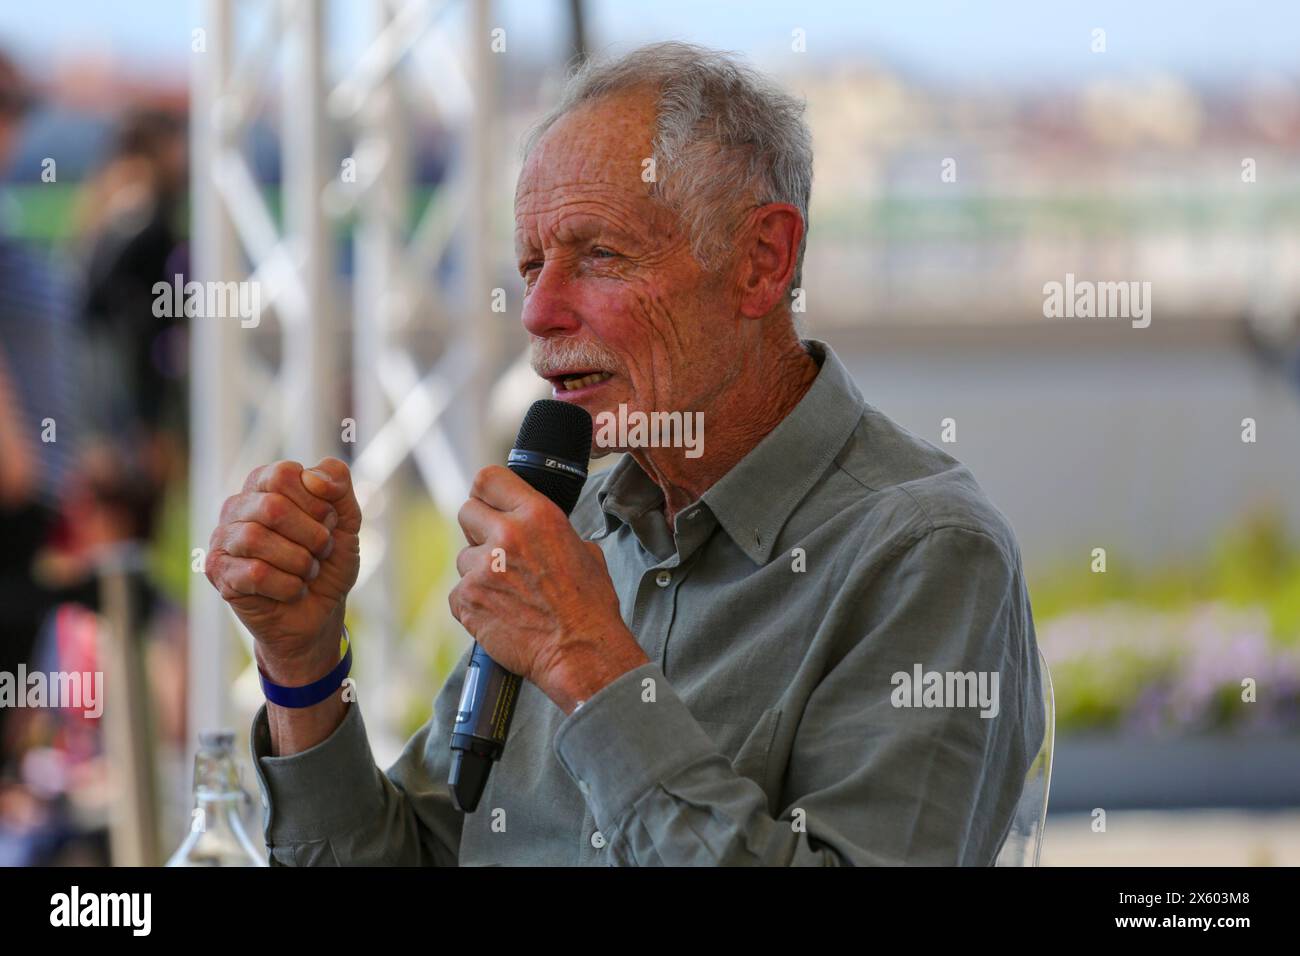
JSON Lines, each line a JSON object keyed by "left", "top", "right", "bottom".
{"left": 520, "top": 262, "right": 583, "bottom": 338}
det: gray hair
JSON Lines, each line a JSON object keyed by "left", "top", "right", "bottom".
{"left": 522, "top": 41, "right": 813, "bottom": 299}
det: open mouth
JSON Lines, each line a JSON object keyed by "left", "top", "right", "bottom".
{"left": 550, "top": 370, "right": 615, "bottom": 392}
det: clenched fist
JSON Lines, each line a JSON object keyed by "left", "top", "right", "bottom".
{"left": 205, "top": 457, "right": 362, "bottom": 680}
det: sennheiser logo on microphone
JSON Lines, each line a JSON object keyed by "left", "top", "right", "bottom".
{"left": 544, "top": 457, "right": 586, "bottom": 477}
{"left": 507, "top": 449, "right": 587, "bottom": 479}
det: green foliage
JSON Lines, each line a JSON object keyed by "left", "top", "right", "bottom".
{"left": 1032, "top": 509, "right": 1300, "bottom": 735}
{"left": 1210, "top": 513, "right": 1300, "bottom": 643}
{"left": 1030, "top": 509, "right": 1300, "bottom": 641}
{"left": 148, "top": 479, "right": 193, "bottom": 607}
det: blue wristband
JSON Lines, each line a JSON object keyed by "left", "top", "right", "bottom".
{"left": 259, "top": 631, "right": 352, "bottom": 708}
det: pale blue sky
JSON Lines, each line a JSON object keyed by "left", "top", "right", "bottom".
{"left": 0, "top": 0, "right": 1294, "bottom": 87}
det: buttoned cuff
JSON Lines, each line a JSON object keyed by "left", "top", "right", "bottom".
{"left": 249, "top": 700, "right": 387, "bottom": 844}
{"left": 552, "top": 662, "right": 717, "bottom": 829}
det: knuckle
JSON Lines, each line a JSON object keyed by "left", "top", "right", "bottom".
{"left": 268, "top": 459, "right": 302, "bottom": 489}
{"left": 532, "top": 497, "right": 561, "bottom": 525}
{"left": 470, "top": 465, "right": 496, "bottom": 497}
{"left": 496, "top": 526, "right": 519, "bottom": 553}
{"left": 247, "top": 560, "right": 270, "bottom": 588}
{"left": 260, "top": 493, "right": 289, "bottom": 524}
{"left": 232, "top": 521, "right": 264, "bottom": 553}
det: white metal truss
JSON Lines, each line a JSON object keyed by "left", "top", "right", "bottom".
{"left": 188, "top": 0, "right": 503, "bottom": 764}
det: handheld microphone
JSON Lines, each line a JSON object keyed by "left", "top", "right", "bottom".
{"left": 448, "top": 399, "right": 594, "bottom": 813}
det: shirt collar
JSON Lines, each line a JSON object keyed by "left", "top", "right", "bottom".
{"left": 594, "top": 338, "right": 866, "bottom": 565}
{"left": 595, "top": 453, "right": 665, "bottom": 541}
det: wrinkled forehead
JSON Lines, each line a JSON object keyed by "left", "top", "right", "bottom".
{"left": 514, "top": 92, "right": 663, "bottom": 227}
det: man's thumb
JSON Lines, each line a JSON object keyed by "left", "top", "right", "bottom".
{"left": 301, "top": 458, "right": 362, "bottom": 533}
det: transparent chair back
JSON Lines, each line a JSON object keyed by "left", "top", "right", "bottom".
{"left": 994, "top": 647, "right": 1055, "bottom": 866}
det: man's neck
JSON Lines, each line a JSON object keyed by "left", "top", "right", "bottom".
{"left": 630, "top": 337, "right": 820, "bottom": 531}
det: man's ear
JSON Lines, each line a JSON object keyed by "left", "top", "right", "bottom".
{"left": 736, "top": 202, "right": 803, "bottom": 319}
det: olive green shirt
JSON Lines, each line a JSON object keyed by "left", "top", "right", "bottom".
{"left": 248, "top": 338, "right": 1045, "bottom": 865}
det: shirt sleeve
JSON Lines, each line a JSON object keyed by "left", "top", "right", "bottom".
{"left": 551, "top": 524, "right": 1045, "bottom": 865}
{"left": 248, "top": 643, "right": 473, "bottom": 866}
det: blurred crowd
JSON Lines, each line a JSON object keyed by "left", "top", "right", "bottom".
{"left": 0, "top": 48, "right": 189, "bottom": 864}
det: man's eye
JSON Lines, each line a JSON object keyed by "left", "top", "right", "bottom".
{"left": 520, "top": 260, "right": 542, "bottom": 277}
{"left": 590, "top": 247, "right": 619, "bottom": 259}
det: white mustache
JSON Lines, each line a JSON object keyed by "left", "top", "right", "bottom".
{"left": 529, "top": 337, "right": 623, "bottom": 378}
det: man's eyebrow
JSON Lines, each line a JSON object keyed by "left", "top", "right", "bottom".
{"left": 514, "top": 213, "right": 654, "bottom": 271}
{"left": 514, "top": 229, "right": 543, "bottom": 259}
{"left": 565, "top": 216, "right": 640, "bottom": 244}
{"left": 517, "top": 214, "right": 645, "bottom": 252}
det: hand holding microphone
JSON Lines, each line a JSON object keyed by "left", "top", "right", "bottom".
{"left": 447, "top": 400, "right": 649, "bottom": 811}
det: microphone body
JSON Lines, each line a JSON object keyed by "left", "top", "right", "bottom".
{"left": 448, "top": 399, "right": 593, "bottom": 813}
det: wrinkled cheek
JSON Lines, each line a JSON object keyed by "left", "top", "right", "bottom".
{"left": 619, "top": 286, "right": 685, "bottom": 401}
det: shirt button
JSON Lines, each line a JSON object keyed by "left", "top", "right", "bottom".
{"left": 577, "top": 779, "right": 590, "bottom": 796}
{"left": 655, "top": 570, "right": 672, "bottom": 588}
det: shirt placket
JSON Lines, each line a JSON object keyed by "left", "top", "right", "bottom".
{"left": 632, "top": 553, "right": 682, "bottom": 668}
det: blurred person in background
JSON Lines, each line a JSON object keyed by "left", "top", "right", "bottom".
{"left": 0, "top": 47, "right": 79, "bottom": 770}
{"left": 75, "top": 106, "right": 188, "bottom": 535}
{"left": 69, "top": 105, "right": 192, "bottom": 768}
{"left": 0, "top": 47, "right": 91, "bottom": 861}
{"left": 0, "top": 50, "right": 187, "bottom": 866}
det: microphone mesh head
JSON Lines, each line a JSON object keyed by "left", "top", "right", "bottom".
{"left": 514, "top": 399, "right": 593, "bottom": 460}
{"left": 510, "top": 400, "right": 593, "bottom": 515}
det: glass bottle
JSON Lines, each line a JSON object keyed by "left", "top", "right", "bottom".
{"left": 166, "top": 730, "right": 268, "bottom": 866}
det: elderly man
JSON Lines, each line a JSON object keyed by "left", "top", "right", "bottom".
{"left": 207, "top": 42, "right": 1044, "bottom": 866}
